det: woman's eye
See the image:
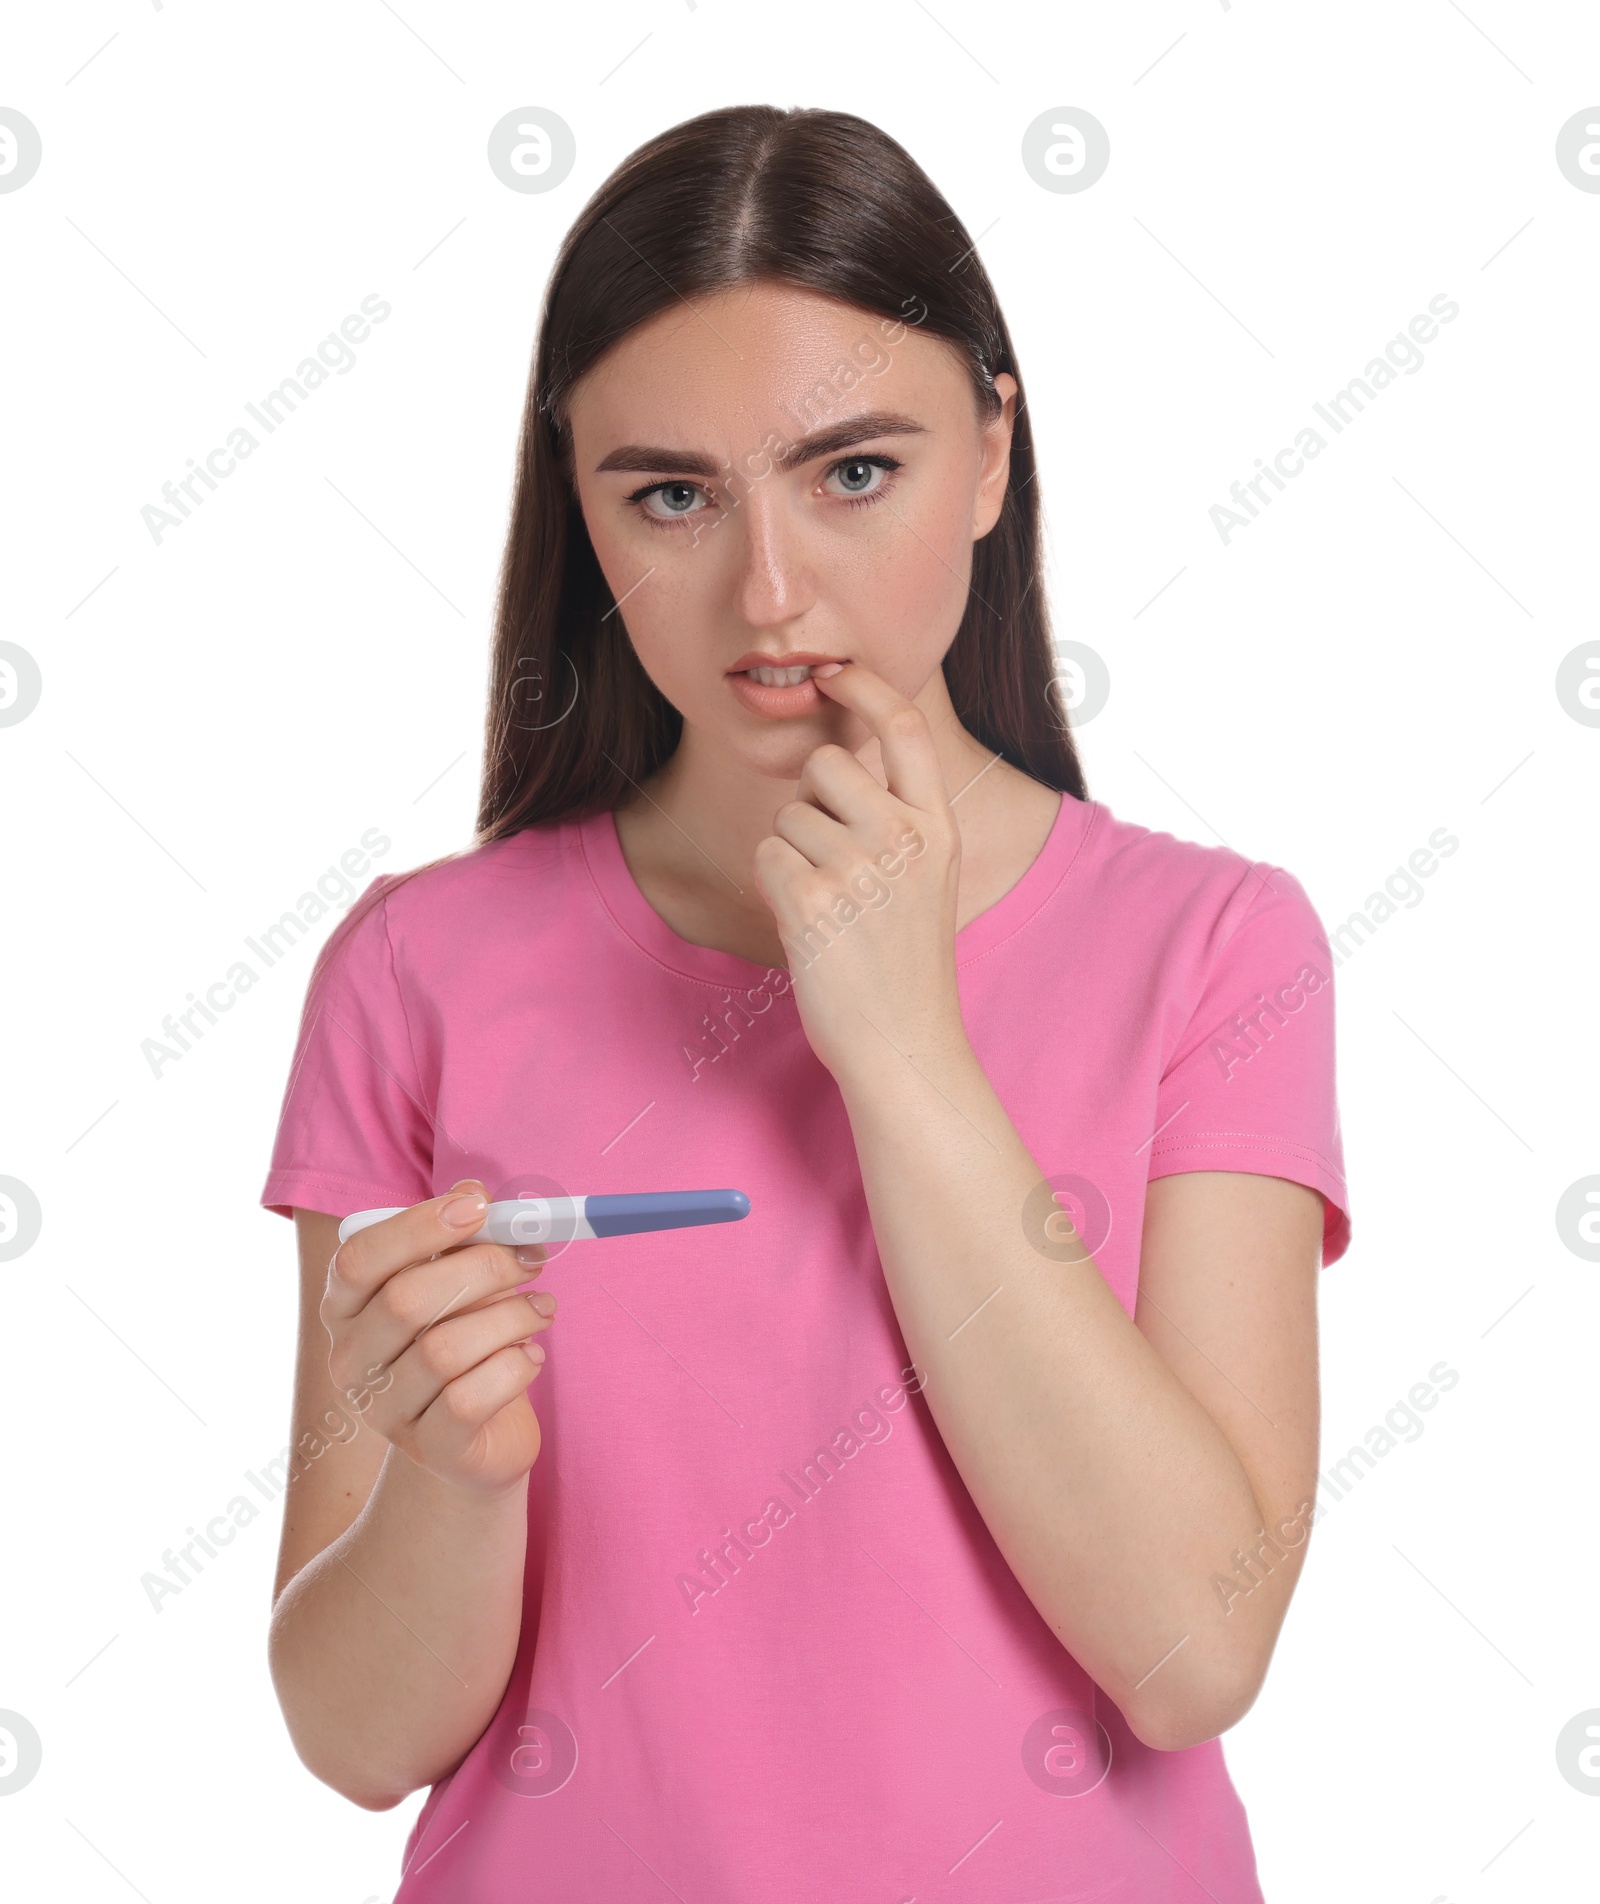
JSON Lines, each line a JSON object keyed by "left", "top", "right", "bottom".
{"left": 821, "top": 454, "right": 901, "bottom": 504}
{"left": 638, "top": 480, "right": 708, "bottom": 521}
{"left": 825, "top": 457, "right": 887, "bottom": 499}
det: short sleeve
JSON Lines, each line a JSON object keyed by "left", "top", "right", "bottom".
{"left": 259, "top": 878, "right": 436, "bottom": 1221}
{"left": 1148, "top": 863, "right": 1351, "bottom": 1265}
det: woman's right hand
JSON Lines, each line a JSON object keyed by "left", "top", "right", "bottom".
{"left": 320, "top": 1178, "right": 554, "bottom": 1493}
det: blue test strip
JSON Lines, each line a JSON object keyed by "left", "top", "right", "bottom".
{"left": 584, "top": 1190, "right": 750, "bottom": 1236}
{"left": 337, "top": 1189, "right": 751, "bottom": 1249}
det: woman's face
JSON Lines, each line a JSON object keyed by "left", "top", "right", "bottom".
{"left": 565, "top": 280, "right": 1017, "bottom": 781}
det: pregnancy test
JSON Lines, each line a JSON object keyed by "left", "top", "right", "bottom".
{"left": 337, "top": 1189, "right": 751, "bottom": 1249}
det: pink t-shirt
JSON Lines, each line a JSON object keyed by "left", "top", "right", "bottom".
{"left": 262, "top": 791, "right": 1349, "bottom": 1902}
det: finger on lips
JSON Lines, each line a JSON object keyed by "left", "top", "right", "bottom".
{"left": 810, "top": 661, "right": 949, "bottom": 813}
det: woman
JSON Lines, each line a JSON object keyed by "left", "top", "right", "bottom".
{"left": 263, "top": 104, "right": 1349, "bottom": 1901}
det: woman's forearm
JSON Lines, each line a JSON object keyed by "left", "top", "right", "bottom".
{"left": 835, "top": 1036, "right": 1296, "bottom": 1749}
{"left": 269, "top": 1444, "right": 529, "bottom": 1809}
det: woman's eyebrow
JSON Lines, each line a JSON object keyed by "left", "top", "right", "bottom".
{"left": 593, "top": 410, "right": 929, "bottom": 479}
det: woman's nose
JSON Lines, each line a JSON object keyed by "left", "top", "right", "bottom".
{"left": 728, "top": 491, "right": 817, "bottom": 628}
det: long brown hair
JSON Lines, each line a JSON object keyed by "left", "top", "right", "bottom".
{"left": 481, "top": 101, "right": 1084, "bottom": 837}
{"left": 309, "top": 104, "right": 1083, "bottom": 994}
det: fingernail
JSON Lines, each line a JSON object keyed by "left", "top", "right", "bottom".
{"left": 441, "top": 1192, "right": 487, "bottom": 1228}
{"left": 814, "top": 661, "right": 843, "bottom": 678}
{"left": 521, "top": 1339, "right": 546, "bottom": 1364}
{"left": 515, "top": 1246, "right": 546, "bottom": 1268}
{"left": 527, "top": 1291, "right": 556, "bottom": 1318}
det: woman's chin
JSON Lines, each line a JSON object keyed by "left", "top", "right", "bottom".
{"left": 678, "top": 695, "right": 855, "bottom": 780}
{"left": 730, "top": 721, "right": 848, "bottom": 783}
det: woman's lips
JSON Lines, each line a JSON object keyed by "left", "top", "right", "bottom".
{"left": 727, "top": 669, "right": 828, "bottom": 719}
{"left": 724, "top": 655, "right": 844, "bottom": 720}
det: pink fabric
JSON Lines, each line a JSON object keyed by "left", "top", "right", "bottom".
{"left": 262, "top": 793, "right": 1349, "bottom": 1902}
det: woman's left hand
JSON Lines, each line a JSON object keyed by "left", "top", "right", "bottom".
{"left": 751, "top": 662, "right": 970, "bottom": 1085}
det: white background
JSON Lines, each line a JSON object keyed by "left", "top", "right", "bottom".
{"left": 3, "top": 3, "right": 1597, "bottom": 1900}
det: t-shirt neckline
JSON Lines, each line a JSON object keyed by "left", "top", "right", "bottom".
{"left": 573, "top": 788, "right": 1096, "bottom": 989}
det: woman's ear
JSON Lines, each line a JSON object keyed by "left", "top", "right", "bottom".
{"left": 972, "top": 371, "right": 1018, "bottom": 540}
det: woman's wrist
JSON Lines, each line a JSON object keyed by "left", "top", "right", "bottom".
{"left": 829, "top": 1013, "right": 982, "bottom": 1110}
{"left": 377, "top": 1440, "right": 533, "bottom": 1525}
